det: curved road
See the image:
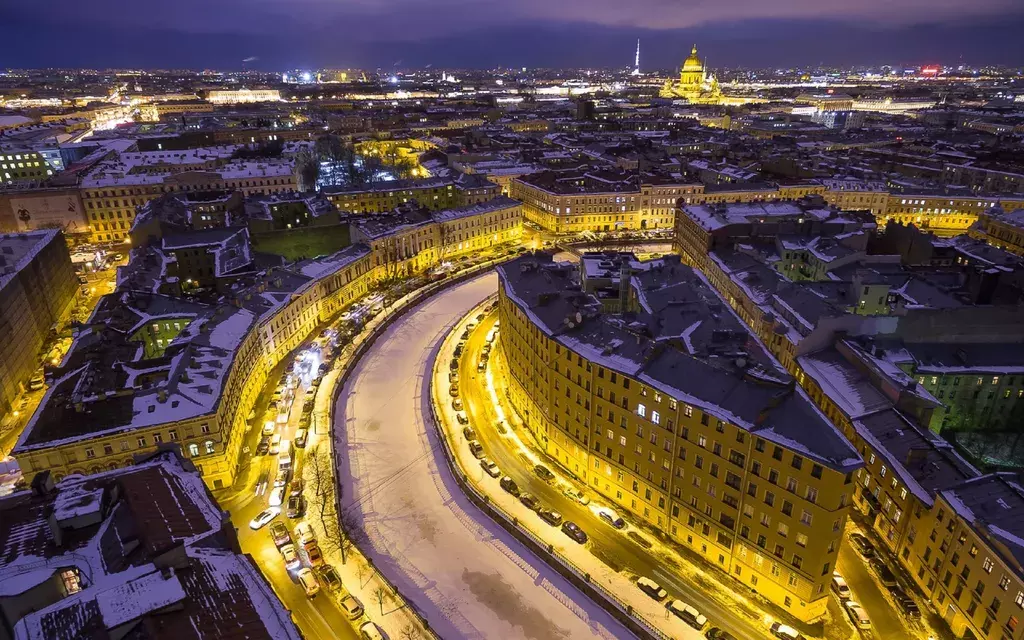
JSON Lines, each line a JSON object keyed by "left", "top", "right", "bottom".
{"left": 334, "top": 273, "right": 631, "bottom": 640}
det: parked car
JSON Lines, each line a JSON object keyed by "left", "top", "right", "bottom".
{"left": 274, "top": 467, "right": 290, "bottom": 488}
{"left": 454, "top": 344, "right": 464, "bottom": 357}
{"left": 636, "top": 576, "right": 668, "bottom": 601}
{"left": 770, "top": 623, "right": 803, "bottom": 640}
{"left": 269, "top": 486, "right": 285, "bottom": 507}
{"left": 705, "top": 628, "right": 737, "bottom": 640}
{"left": 519, "top": 493, "right": 540, "bottom": 511}
{"left": 538, "top": 509, "right": 563, "bottom": 526}
{"left": 462, "top": 426, "right": 477, "bottom": 440}
{"left": 844, "top": 601, "right": 871, "bottom": 630}
{"left": 280, "top": 543, "right": 301, "bottom": 570}
{"left": 449, "top": 384, "right": 460, "bottom": 397}
{"left": 262, "top": 420, "right": 276, "bottom": 436}
{"left": 287, "top": 495, "right": 306, "bottom": 518}
{"left": 831, "top": 572, "right": 851, "bottom": 600}
{"left": 561, "top": 521, "right": 588, "bottom": 544}
{"left": 289, "top": 478, "right": 304, "bottom": 497}
{"left": 850, "top": 533, "right": 876, "bottom": 558}
{"left": 598, "top": 510, "right": 626, "bottom": 529}
{"left": 294, "top": 521, "right": 316, "bottom": 549}
{"left": 294, "top": 428, "right": 308, "bottom": 448}
{"left": 256, "top": 439, "right": 270, "bottom": 456}
{"left": 306, "top": 545, "right": 324, "bottom": 567}
{"left": 456, "top": 412, "right": 469, "bottom": 425}
{"left": 500, "top": 476, "right": 521, "bottom": 497}
{"left": 667, "top": 599, "right": 707, "bottom": 630}
{"left": 269, "top": 521, "right": 290, "bottom": 547}
{"left": 477, "top": 360, "right": 487, "bottom": 373}
{"left": 449, "top": 371, "right": 460, "bottom": 384}
{"left": 296, "top": 567, "right": 319, "bottom": 598}
{"left": 480, "top": 459, "right": 501, "bottom": 478}
{"left": 460, "top": 329, "right": 471, "bottom": 340}
{"left": 561, "top": 487, "right": 590, "bottom": 505}
{"left": 890, "top": 587, "right": 921, "bottom": 618}
{"left": 318, "top": 565, "right": 342, "bottom": 592}
{"left": 468, "top": 440, "right": 485, "bottom": 459}
{"left": 249, "top": 507, "right": 279, "bottom": 530}
{"left": 870, "top": 557, "right": 899, "bottom": 587}
{"left": 339, "top": 594, "right": 364, "bottom": 620}
{"left": 534, "top": 465, "right": 555, "bottom": 482}
{"left": 449, "top": 358, "right": 459, "bottom": 371}
{"left": 452, "top": 398, "right": 464, "bottom": 411}
{"left": 359, "top": 622, "right": 387, "bottom": 640}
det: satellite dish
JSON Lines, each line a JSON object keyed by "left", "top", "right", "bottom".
{"left": 735, "top": 357, "right": 748, "bottom": 369}
{"left": 567, "top": 321, "right": 575, "bottom": 329}
{"left": 575, "top": 312, "right": 583, "bottom": 323}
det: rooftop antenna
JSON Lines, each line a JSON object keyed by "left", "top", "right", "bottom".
{"left": 631, "top": 39, "right": 641, "bottom": 76}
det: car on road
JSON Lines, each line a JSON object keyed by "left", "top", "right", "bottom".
{"left": 456, "top": 412, "right": 469, "bottom": 425}
{"left": 294, "top": 521, "right": 316, "bottom": 549}
{"left": 287, "top": 495, "right": 306, "bottom": 518}
{"left": 533, "top": 465, "right": 555, "bottom": 482}
{"left": 476, "top": 313, "right": 485, "bottom": 322}
{"left": 359, "top": 621, "right": 387, "bottom": 640}
{"left": 770, "top": 622, "right": 804, "bottom": 640}
{"left": 831, "top": 572, "right": 851, "bottom": 600}
{"left": 477, "top": 360, "right": 487, "bottom": 373}
{"left": 850, "top": 533, "right": 875, "bottom": 558}
{"left": 468, "top": 440, "right": 485, "bottom": 459}
{"left": 454, "top": 344, "right": 464, "bottom": 357}
{"left": 268, "top": 486, "right": 285, "bottom": 507}
{"left": 466, "top": 322, "right": 477, "bottom": 331}
{"left": 256, "top": 439, "right": 270, "bottom": 456}
{"left": 500, "top": 476, "right": 521, "bottom": 497}
{"left": 636, "top": 576, "right": 668, "bottom": 602}
{"left": 628, "top": 531, "right": 653, "bottom": 549}
{"left": 296, "top": 567, "right": 319, "bottom": 598}
{"left": 306, "top": 544, "right": 324, "bottom": 567}
{"left": 519, "top": 493, "right": 540, "bottom": 511}
{"left": 844, "top": 600, "right": 871, "bottom": 630}
{"left": 449, "top": 384, "right": 460, "bottom": 397}
{"left": 262, "top": 420, "right": 276, "bottom": 436}
{"left": 460, "top": 329, "right": 470, "bottom": 340}
{"left": 280, "top": 543, "right": 301, "bottom": 570}
{"left": 561, "top": 521, "right": 588, "bottom": 544}
{"left": 890, "top": 587, "right": 921, "bottom": 618}
{"left": 538, "top": 509, "right": 563, "bottom": 526}
{"left": 462, "top": 426, "right": 477, "bottom": 440}
{"left": 452, "top": 398, "right": 464, "bottom": 411}
{"left": 289, "top": 478, "right": 304, "bottom": 497}
{"left": 480, "top": 458, "right": 501, "bottom": 478}
{"left": 274, "top": 467, "right": 290, "bottom": 488}
{"left": 598, "top": 510, "right": 626, "bottom": 529}
{"left": 667, "top": 599, "right": 707, "bottom": 630}
{"left": 339, "top": 594, "right": 365, "bottom": 619}
{"left": 294, "top": 428, "right": 308, "bottom": 448}
{"left": 870, "top": 557, "right": 899, "bottom": 587}
{"left": 249, "top": 507, "right": 279, "bottom": 530}
{"left": 705, "top": 628, "right": 737, "bottom": 640}
{"left": 269, "top": 521, "right": 291, "bottom": 547}
{"left": 449, "top": 371, "right": 460, "bottom": 384}
{"left": 561, "top": 487, "right": 590, "bottom": 505}
{"left": 269, "top": 434, "right": 282, "bottom": 455}
{"left": 318, "top": 565, "right": 342, "bottom": 592}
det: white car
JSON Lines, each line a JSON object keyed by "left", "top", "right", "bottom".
{"left": 636, "top": 576, "right": 667, "bottom": 601}
{"left": 294, "top": 521, "right": 316, "bottom": 547}
{"left": 249, "top": 507, "right": 280, "bottom": 530}
{"left": 844, "top": 601, "right": 871, "bottom": 630}
{"left": 480, "top": 458, "right": 501, "bottom": 478}
{"left": 296, "top": 567, "right": 320, "bottom": 598}
{"left": 359, "top": 621, "right": 387, "bottom": 640}
{"left": 280, "top": 543, "right": 301, "bottom": 570}
{"left": 268, "top": 486, "right": 285, "bottom": 507}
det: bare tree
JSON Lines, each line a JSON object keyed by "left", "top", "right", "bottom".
{"left": 436, "top": 222, "right": 455, "bottom": 267}
{"left": 295, "top": 147, "right": 320, "bottom": 193}
{"left": 373, "top": 585, "right": 391, "bottom": 615}
{"left": 399, "top": 624, "right": 419, "bottom": 640}
{"left": 305, "top": 445, "right": 361, "bottom": 564}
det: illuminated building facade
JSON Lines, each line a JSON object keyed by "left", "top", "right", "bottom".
{"left": 660, "top": 45, "right": 724, "bottom": 104}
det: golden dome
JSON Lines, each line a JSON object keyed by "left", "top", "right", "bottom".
{"left": 682, "top": 44, "right": 703, "bottom": 72}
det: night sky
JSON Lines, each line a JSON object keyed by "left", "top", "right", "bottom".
{"left": 4, "top": 0, "right": 1024, "bottom": 70}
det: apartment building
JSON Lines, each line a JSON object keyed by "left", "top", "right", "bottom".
{"left": 0, "top": 229, "right": 78, "bottom": 419}
{"left": 0, "top": 448, "right": 302, "bottom": 640}
{"left": 969, "top": 208, "right": 1024, "bottom": 257}
{"left": 324, "top": 173, "right": 500, "bottom": 215}
{"left": 496, "top": 251, "right": 861, "bottom": 622}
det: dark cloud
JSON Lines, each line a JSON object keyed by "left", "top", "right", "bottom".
{"left": 2, "top": 0, "right": 1023, "bottom": 69}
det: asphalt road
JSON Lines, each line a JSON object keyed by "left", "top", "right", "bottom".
{"left": 835, "top": 540, "right": 914, "bottom": 638}
{"left": 455, "top": 311, "right": 781, "bottom": 640}
{"left": 219, "top": 347, "right": 361, "bottom": 640}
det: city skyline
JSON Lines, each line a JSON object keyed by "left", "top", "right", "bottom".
{"left": 4, "top": 4, "right": 1024, "bottom": 70}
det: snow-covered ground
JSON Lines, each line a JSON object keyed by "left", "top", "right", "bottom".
{"left": 334, "top": 273, "right": 632, "bottom": 640}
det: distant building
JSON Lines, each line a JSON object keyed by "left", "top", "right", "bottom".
{"left": 660, "top": 45, "right": 723, "bottom": 104}
{"left": 0, "top": 149, "right": 52, "bottom": 184}
{"left": 0, "top": 229, "right": 77, "bottom": 419}
{"left": 793, "top": 94, "right": 866, "bottom": 130}
{"left": 205, "top": 89, "right": 281, "bottom": 104}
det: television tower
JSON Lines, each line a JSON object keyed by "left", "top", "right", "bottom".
{"left": 631, "top": 39, "right": 641, "bottom": 76}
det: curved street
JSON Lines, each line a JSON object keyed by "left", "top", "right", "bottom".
{"left": 333, "top": 273, "right": 631, "bottom": 640}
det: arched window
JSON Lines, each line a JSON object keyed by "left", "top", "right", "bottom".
{"left": 204, "top": 440, "right": 215, "bottom": 455}
{"left": 188, "top": 443, "right": 200, "bottom": 457}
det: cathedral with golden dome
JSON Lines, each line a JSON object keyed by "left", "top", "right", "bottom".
{"left": 660, "top": 44, "right": 723, "bottom": 104}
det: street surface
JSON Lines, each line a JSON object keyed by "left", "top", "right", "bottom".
{"left": 334, "top": 273, "right": 632, "bottom": 640}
